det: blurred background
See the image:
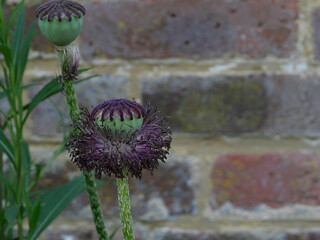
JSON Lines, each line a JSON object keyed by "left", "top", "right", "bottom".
{"left": 4, "top": 0, "right": 320, "bottom": 239}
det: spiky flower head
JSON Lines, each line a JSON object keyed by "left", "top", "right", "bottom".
{"left": 35, "top": 0, "right": 86, "bottom": 46}
{"left": 66, "top": 99, "right": 172, "bottom": 179}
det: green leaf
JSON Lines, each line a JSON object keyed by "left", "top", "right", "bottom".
{"left": 5, "top": 205, "right": 17, "bottom": 228}
{"left": 0, "top": 90, "right": 5, "bottom": 100}
{"left": 0, "top": 171, "right": 15, "bottom": 200}
{"left": 28, "top": 164, "right": 42, "bottom": 192}
{"left": 30, "top": 175, "right": 86, "bottom": 240}
{"left": 0, "top": 128, "right": 15, "bottom": 167}
{"left": 22, "top": 70, "right": 99, "bottom": 126}
{"left": 0, "top": 4, "right": 6, "bottom": 42}
{"left": 28, "top": 201, "right": 41, "bottom": 239}
{"left": 22, "top": 78, "right": 61, "bottom": 125}
{"left": 17, "top": 21, "right": 37, "bottom": 85}
{"left": 7, "top": 0, "right": 24, "bottom": 32}
{"left": 22, "top": 140, "right": 31, "bottom": 188}
{"left": 109, "top": 227, "right": 120, "bottom": 240}
{"left": 12, "top": 2, "right": 25, "bottom": 71}
{"left": 0, "top": 44, "right": 13, "bottom": 67}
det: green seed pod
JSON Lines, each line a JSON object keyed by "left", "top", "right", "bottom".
{"left": 92, "top": 99, "right": 145, "bottom": 135}
{"left": 38, "top": 16, "right": 83, "bottom": 47}
{"left": 35, "top": 0, "right": 86, "bottom": 46}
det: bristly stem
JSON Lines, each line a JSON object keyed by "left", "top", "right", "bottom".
{"left": 117, "top": 172, "right": 134, "bottom": 240}
{"left": 57, "top": 48, "right": 108, "bottom": 240}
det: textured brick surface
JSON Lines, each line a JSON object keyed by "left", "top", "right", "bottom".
{"left": 28, "top": 74, "right": 128, "bottom": 137}
{"left": 39, "top": 227, "right": 144, "bottom": 240}
{"left": 37, "top": 155, "right": 196, "bottom": 220}
{"left": 21, "top": 0, "right": 297, "bottom": 58}
{"left": 313, "top": 7, "right": 320, "bottom": 60}
{"left": 142, "top": 75, "right": 267, "bottom": 135}
{"left": 211, "top": 153, "right": 320, "bottom": 209}
{"left": 72, "top": 161, "right": 195, "bottom": 220}
{"left": 160, "top": 229, "right": 320, "bottom": 240}
{"left": 80, "top": 0, "right": 297, "bottom": 59}
{"left": 39, "top": 228, "right": 99, "bottom": 240}
{"left": 142, "top": 74, "right": 320, "bottom": 137}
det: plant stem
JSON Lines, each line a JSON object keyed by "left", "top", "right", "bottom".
{"left": 57, "top": 48, "right": 108, "bottom": 240}
{"left": 0, "top": 151, "right": 4, "bottom": 240}
{"left": 117, "top": 174, "right": 134, "bottom": 240}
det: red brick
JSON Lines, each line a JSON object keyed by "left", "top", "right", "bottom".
{"left": 211, "top": 153, "right": 320, "bottom": 209}
{"left": 78, "top": 0, "right": 297, "bottom": 59}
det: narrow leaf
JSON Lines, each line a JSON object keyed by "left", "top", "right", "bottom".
{"left": 17, "top": 21, "right": 37, "bottom": 85}
{"left": 12, "top": 3, "right": 25, "bottom": 70}
{"left": 0, "top": 128, "right": 15, "bottom": 167}
{"left": 7, "top": 0, "right": 24, "bottom": 32}
{"left": 28, "top": 164, "right": 42, "bottom": 192}
{"left": 22, "top": 78, "right": 61, "bottom": 125}
{"left": 0, "top": 171, "right": 16, "bottom": 199}
{"left": 30, "top": 175, "right": 86, "bottom": 240}
{"left": 28, "top": 201, "right": 41, "bottom": 238}
{"left": 22, "top": 140, "right": 31, "bottom": 188}
{"left": 109, "top": 227, "right": 121, "bottom": 240}
{"left": 0, "top": 44, "right": 13, "bottom": 67}
{"left": 23, "top": 71, "right": 98, "bottom": 125}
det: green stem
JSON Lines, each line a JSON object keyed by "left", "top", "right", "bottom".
{"left": 117, "top": 174, "right": 134, "bottom": 240}
{"left": 0, "top": 151, "right": 4, "bottom": 240}
{"left": 57, "top": 48, "right": 108, "bottom": 240}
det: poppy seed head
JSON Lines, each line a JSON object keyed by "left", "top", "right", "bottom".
{"left": 66, "top": 99, "right": 172, "bottom": 179}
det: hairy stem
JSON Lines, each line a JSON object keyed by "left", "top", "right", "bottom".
{"left": 57, "top": 48, "right": 108, "bottom": 240}
{"left": 117, "top": 174, "right": 134, "bottom": 240}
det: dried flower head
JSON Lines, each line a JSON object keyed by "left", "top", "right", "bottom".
{"left": 66, "top": 99, "right": 172, "bottom": 179}
{"left": 35, "top": 0, "right": 85, "bottom": 46}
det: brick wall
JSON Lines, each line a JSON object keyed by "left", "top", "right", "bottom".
{"left": 8, "top": 0, "right": 320, "bottom": 239}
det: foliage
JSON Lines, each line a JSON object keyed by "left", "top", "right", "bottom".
{"left": 0, "top": 1, "right": 114, "bottom": 239}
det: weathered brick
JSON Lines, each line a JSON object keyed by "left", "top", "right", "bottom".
{"left": 211, "top": 153, "right": 320, "bottom": 209}
{"left": 36, "top": 154, "right": 195, "bottom": 221}
{"left": 142, "top": 75, "right": 267, "bottom": 135}
{"left": 313, "top": 7, "right": 320, "bottom": 59}
{"left": 28, "top": 74, "right": 128, "bottom": 137}
{"left": 142, "top": 74, "right": 320, "bottom": 137}
{"left": 65, "top": 158, "right": 196, "bottom": 221}
{"left": 39, "top": 226, "right": 144, "bottom": 240}
{"left": 159, "top": 229, "right": 320, "bottom": 240}
{"left": 79, "top": 0, "right": 298, "bottom": 59}
{"left": 39, "top": 228, "right": 98, "bottom": 240}
{"left": 21, "top": 0, "right": 298, "bottom": 58}
{"left": 80, "top": 0, "right": 298, "bottom": 59}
